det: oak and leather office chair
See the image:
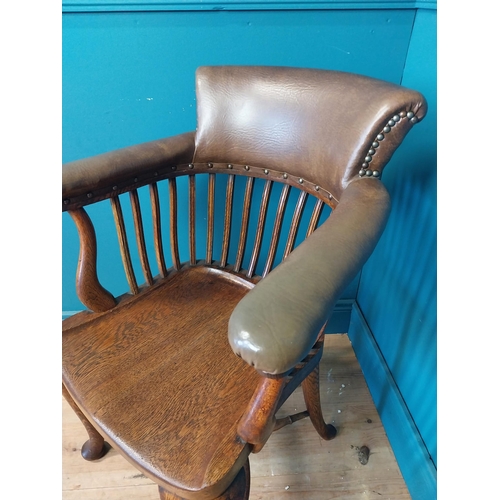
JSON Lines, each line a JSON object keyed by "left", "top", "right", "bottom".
{"left": 62, "top": 66, "right": 426, "bottom": 499}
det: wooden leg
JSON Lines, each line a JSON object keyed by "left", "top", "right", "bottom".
{"left": 158, "top": 459, "right": 250, "bottom": 500}
{"left": 62, "top": 383, "right": 110, "bottom": 461}
{"left": 301, "top": 365, "right": 337, "bottom": 440}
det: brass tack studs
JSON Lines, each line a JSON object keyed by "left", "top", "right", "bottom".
{"left": 188, "top": 164, "right": 194, "bottom": 169}
{"left": 264, "top": 169, "right": 269, "bottom": 175}
{"left": 283, "top": 173, "right": 288, "bottom": 179}
{"left": 328, "top": 194, "right": 333, "bottom": 200}
{"left": 227, "top": 164, "right": 233, "bottom": 169}
{"left": 63, "top": 199, "right": 70, "bottom": 205}
{"left": 315, "top": 185, "right": 320, "bottom": 191}
{"left": 208, "top": 162, "right": 213, "bottom": 168}
{"left": 171, "top": 166, "right": 177, "bottom": 171}
{"left": 298, "top": 178, "right": 304, "bottom": 184}
{"left": 244, "top": 165, "right": 250, "bottom": 171}
{"left": 112, "top": 185, "right": 118, "bottom": 190}
{"left": 360, "top": 107, "right": 422, "bottom": 177}
{"left": 86, "top": 192, "right": 93, "bottom": 198}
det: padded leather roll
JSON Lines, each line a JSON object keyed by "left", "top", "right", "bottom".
{"left": 228, "top": 178, "right": 391, "bottom": 375}
{"left": 63, "top": 132, "right": 196, "bottom": 200}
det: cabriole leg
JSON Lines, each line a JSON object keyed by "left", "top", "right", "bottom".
{"left": 302, "top": 365, "right": 337, "bottom": 440}
{"left": 62, "top": 383, "right": 110, "bottom": 461}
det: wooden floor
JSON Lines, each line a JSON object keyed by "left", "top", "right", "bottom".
{"left": 62, "top": 334, "right": 410, "bottom": 499}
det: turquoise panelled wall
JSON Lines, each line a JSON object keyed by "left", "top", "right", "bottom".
{"left": 352, "top": 7, "right": 437, "bottom": 499}
{"left": 62, "top": 6, "right": 415, "bottom": 312}
{"left": 62, "top": 3, "right": 437, "bottom": 498}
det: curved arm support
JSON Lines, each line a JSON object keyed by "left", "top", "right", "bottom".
{"left": 228, "top": 177, "right": 391, "bottom": 375}
{"left": 62, "top": 132, "right": 196, "bottom": 210}
{"left": 69, "top": 208, "right": 116, "bottom": 313}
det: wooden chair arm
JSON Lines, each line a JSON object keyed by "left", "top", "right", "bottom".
{"left": 62, "top": 131, "right": 196, "bottom": 211}
{"left": 228, "top": 177, "right": 391, "bottom": 375}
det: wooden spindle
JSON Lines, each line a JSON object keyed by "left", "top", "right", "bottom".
{"left": 206, "top": 173, "right": 215, "bottom": 265}
{"left": 68, "top": 208, "right": 116, "bottom": 313}
{"left": 246, "top": 180, "right": 272, "bottom": 278}
{"left": 129, "top": 189, "right": 154, "bottom": 285}
{"left": 110, "top": 196, "right": 140, "bottom": 295}
{"left": 282, "top": 190, "right": 307, "bottom": 259}
{"left": 189, "top": 174, "right": 196, "bottom": 266}
{"left": 168, "top": 178, "right": 181, "bottom": 270}
{"left": 220, "top": 174, "right": 235, "bottom": 268}
{"left": 149, "top": 182, "right": 168, "bottom": 277}
{"left": 306, "top": 198, "right": 325, "bottom": 238}
{"left": 234, "top": 176, "right": 254, "bottom": 273}
{"left": 262, "top": 184, "right": 290, "bottom": 278}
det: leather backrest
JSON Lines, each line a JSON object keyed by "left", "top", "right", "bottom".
{"left": 193, "top": 66, "right": 427, "bottom": 201}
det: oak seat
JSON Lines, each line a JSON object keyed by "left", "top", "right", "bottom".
{"left": 63, "top": 266, "right": 260, "bottom": 497}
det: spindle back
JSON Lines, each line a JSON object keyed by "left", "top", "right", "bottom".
{"left": 65, "top": 164, "right": 335, "bottom": 312}
{"left": 63, "top": 65, "right": 427, "bottom": 313}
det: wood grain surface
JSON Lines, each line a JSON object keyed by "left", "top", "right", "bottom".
{"left": 63, "top": 334, "right": 410, "bottom": 499}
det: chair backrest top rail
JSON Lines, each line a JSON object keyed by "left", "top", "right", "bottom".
{"left": 62, "top": 162, "right": 341, "bottom": 212}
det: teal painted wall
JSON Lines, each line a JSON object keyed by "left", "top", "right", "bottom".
{"left": 355, "top": 6, "right": 437, "bottom": 495}
{"left": 62, "top": 3, "right": 436, "bottom": 497}
{"left": 62, "top": 6, "right": 415, "bottom": 312}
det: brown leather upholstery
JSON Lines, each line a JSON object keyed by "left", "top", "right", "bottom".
{"left": 191, "top": 65, "right": 426, "bottom": 375}
{"left": 194, "top": 66, "right": 427, "bottom": 202}
{"left": 62, "top": 132, "right": 196, "bottom": 209}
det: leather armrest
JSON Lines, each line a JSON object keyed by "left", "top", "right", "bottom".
{"left": 228, "top": 177, "right": 391, "bottom": 375}
{"left": 62, "top": 132, "right": 196, "bottom": 201}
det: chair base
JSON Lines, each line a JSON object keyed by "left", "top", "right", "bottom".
{"left": 158, "top": 459, "right": 250, "bottom": 500}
